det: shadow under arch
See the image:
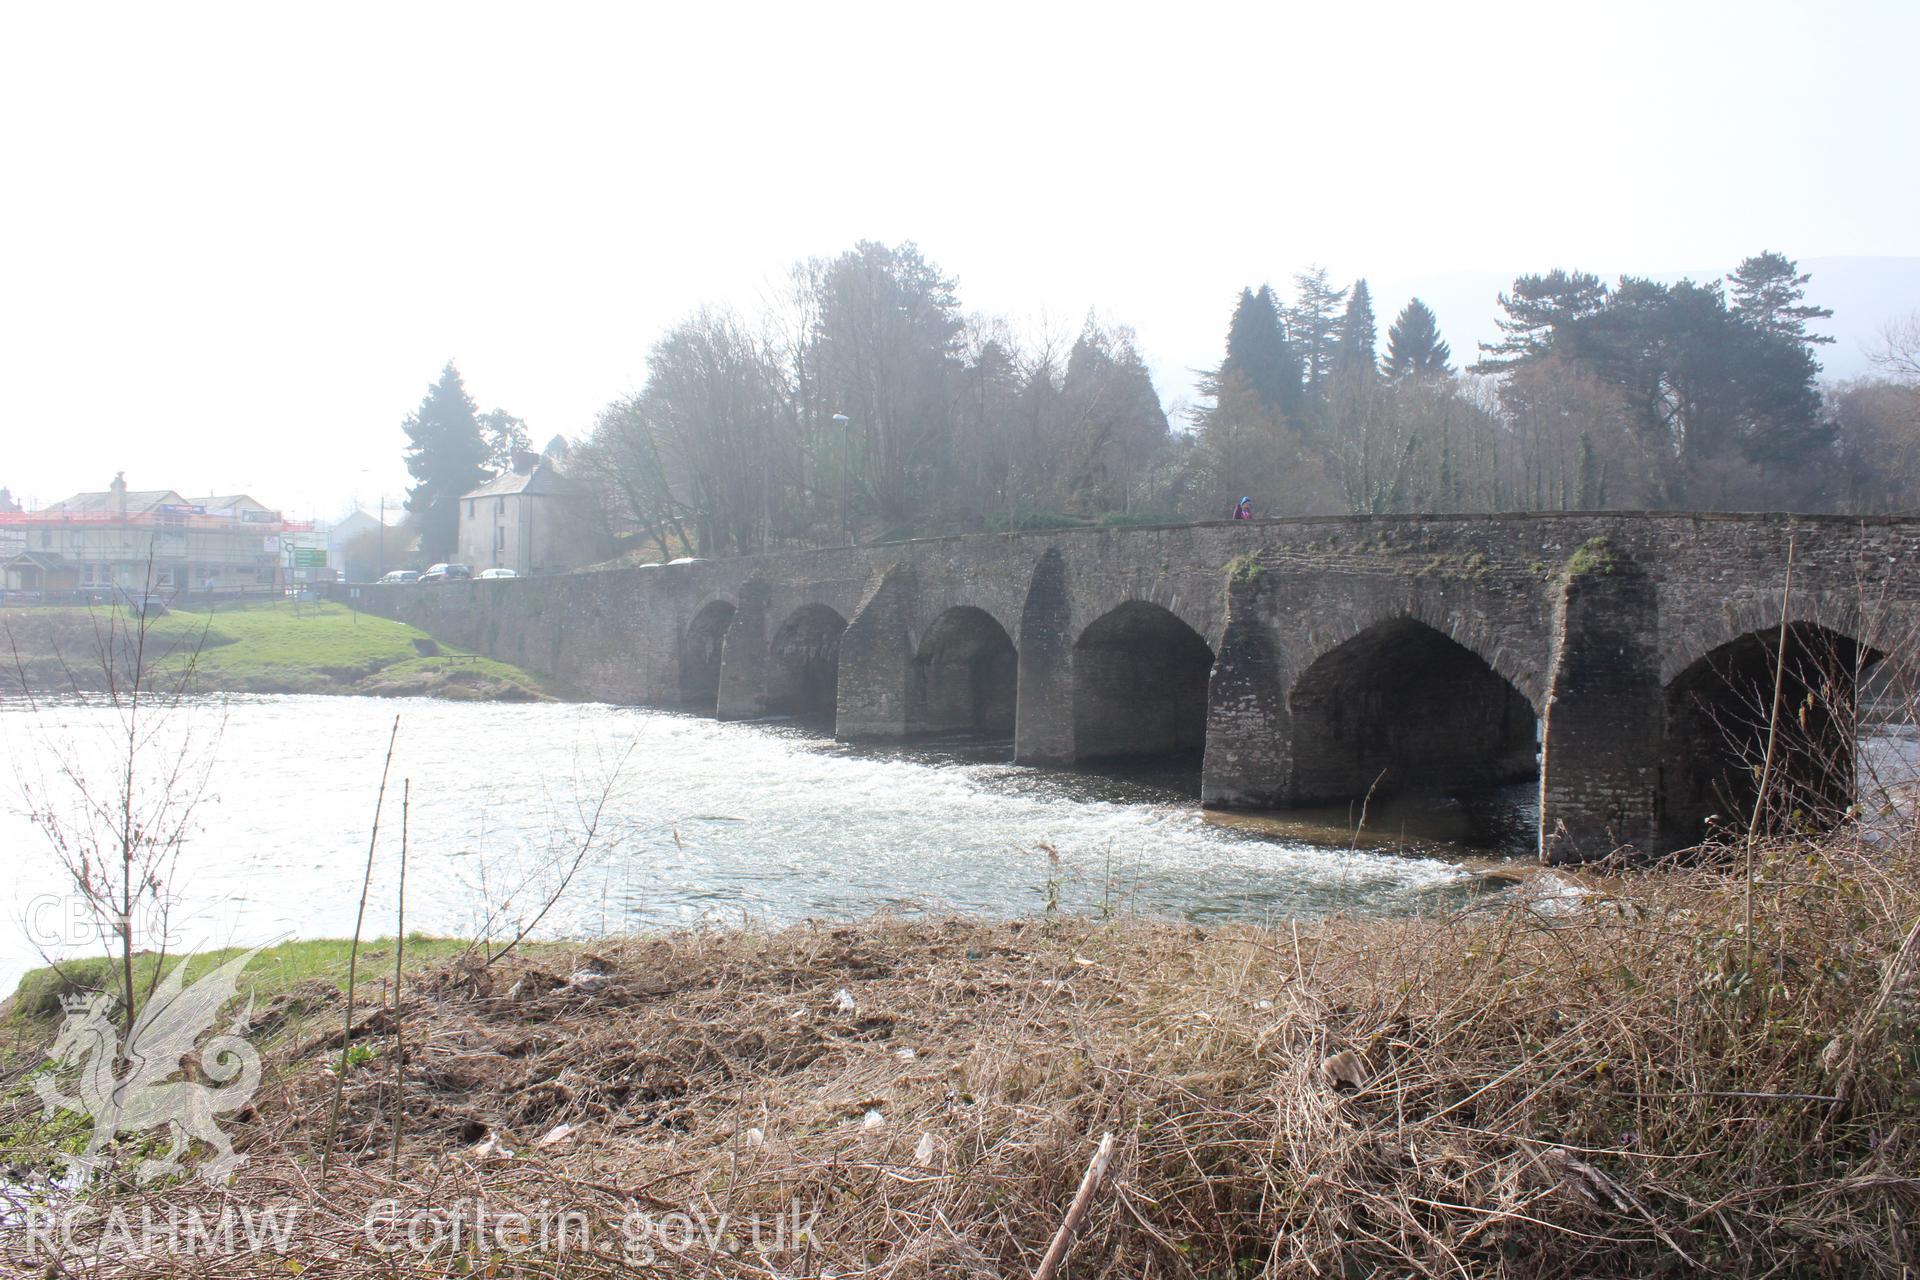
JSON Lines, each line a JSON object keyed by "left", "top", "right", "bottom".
{"left": 1073, "top": 601, "right": 1215, "bottom": 766}
{"left": 1289, "top": 616, "right": 1538, "bottom": 805}
{"left": 680, "top": 599, "right": 736, "bottom": 712}
{"left": 912, "top": 605, "right": 1017, "bottom": 737}
{"left": 769, "top": 603, "right": 848, "bottom": 723}
{"left": 1661, "top": 620, "right": 1882, "bottom": 850}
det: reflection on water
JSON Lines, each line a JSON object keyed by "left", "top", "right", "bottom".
{"left": 0, "top": 695, "right": 1535, "bottom": 995}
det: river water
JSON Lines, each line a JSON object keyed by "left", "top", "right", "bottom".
{"left": 0, "top": 695, "right": 1529, "bottom": 997}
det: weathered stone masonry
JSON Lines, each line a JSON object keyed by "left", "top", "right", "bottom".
{"left": 326, "top": 513, "right": 1920, "bottom": 863}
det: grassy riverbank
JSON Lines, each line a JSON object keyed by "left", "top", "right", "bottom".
{"left": 4, "top": 833, "right": 1917, "bottom": 1277}
{"left": 0, "top": 601, "right": 552, "bottom": 700}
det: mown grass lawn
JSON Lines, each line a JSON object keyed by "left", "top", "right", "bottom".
{"left": 8, "top": 600, "right": 548, "bottom": 698}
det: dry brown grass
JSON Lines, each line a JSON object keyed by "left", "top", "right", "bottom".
{"left": 7, "top": 831, "right": 1920, "bottom": 1278}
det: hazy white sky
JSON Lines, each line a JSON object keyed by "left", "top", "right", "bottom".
{"left": 3, "top": 0, "right": 1915, "bottom": 518}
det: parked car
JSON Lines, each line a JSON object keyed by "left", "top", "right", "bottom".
{"left": 377, "top": 569, "right": 420, "bottom": 584}
{"left": 418, "top": 563, "right": 473, "bottom": 583}
{"left": 478, "top": 567, "right": 517, "bottom": 580}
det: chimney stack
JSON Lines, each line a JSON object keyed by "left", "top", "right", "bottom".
{"left": 511, "top": 449, "right": 539, "bottom": 475}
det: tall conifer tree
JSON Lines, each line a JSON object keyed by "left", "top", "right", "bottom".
{"left": 1333, "top": 279, "right": 1378, "bottom": 378}
{"left": 1221, "top": 284, "right": 1301, "bottom": 416}
{"left": 1288, "top": 267, "right": 1348, "bottom": 408}
{"left": 1474, "top": 270, "right": 1609, "bottom": 371}
{"left": 1729, "top": 251, "right": 1834, "bottom": 353}
{"left": 1382, "top": 299, "right": 1454, "bottom": 379}
{"left": 402, "top": 361, "right": 490, "bottom": 560}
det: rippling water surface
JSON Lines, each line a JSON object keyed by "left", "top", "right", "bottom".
{"left": 1, "top": 695, "right": 1517, "bottom": 994}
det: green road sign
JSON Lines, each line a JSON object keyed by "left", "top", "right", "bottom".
{"left": 293, "top": 548, "right": 328, "bottom": 568}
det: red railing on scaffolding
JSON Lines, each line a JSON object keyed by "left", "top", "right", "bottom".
{"left": 0, "top": 511, "right": 314, "bottom": 533}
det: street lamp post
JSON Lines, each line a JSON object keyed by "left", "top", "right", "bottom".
{"left": 832, "top": 413, "right": 850, "bottom": 545}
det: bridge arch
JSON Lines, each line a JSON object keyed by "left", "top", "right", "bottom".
{"left": 1288, "top": 616, "right": 1538, "bottom": 805}
{"left": 1072, "top": 600, "right": 1215, "bottom": 765}
{"left": 1069, "top": 585, "right": 1220, "bottom": 656}
{"left": 1660, "top": 620, "right": 1882, "bottom": 849}
{"left": 1294, "top": 602, "right": 1545, "bottom": 713}
{"left": 680, "top": 598, "right": 736, "bottom": 712}
{"left": 1661, "top": 597, "right": 1872, "bottom": 687}
{"left": 768, "top": 603, "right": 847, "bottom": 723}
{"left": 912, "top": 605, "right": 1017, "bottom": 737}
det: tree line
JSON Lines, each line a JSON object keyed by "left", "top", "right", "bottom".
{"left": 394, "top": 243, "right": 1920, "bottom": 563}
{"left": 1195, "top": 253, "right": 1911, "bottom": 517}
{"left": 565, "top": 241, "right": 1170, "bottom": 560}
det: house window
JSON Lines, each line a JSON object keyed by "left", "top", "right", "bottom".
{"left": 497, "top": 496, "right": 506, "bottom": 514}
{"left": 467, "top": 499, "right": 475, "bottom": 518}
{"left": 39, "top": 530, "right": 52, "bottom": 548}
{"left": 494, "top": 526, "right": 505, "bottom": 551}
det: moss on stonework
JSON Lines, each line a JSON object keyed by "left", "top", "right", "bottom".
{"left": 1225, "top": 553, "right": 1264, "bottom": 583}
{"left": 1415, "top": 550, "right": 1491, "bottom": 580}
{"left": 1566, "top": 537, "right": 1618, "bottom": 577}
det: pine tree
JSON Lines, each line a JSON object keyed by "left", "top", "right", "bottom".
{"left": 1287, "top": 267, "right": 1349, "bottom": 407}
{"left": 1729, "top": 251, "right": 1834, "bottom": 351}
{"left": 1333, "top": 279, "right": 1378, "bottom": 378}
{"left": 1381, "top": 298, "right": 1454, "bottom": 380}
{"left": 1574, "top": 276, "right": 1830, "bottom": 483}
{"left": 1474, "top": 270, "right": 1609, "bottom": 371}
{"left": 402, "top": 362, "right": 490, "bottom": 560}
{"left": 1220, "top": 285, "right": 1301, "bottom": 417}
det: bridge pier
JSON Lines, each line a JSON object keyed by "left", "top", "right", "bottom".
{"left": 1014, "top": 548, "right": 1075, "bottom": 764}
{"left": 836, "top": 564, "right": 918, "bottom": 739}
{"left": 1201, "top": 578, "right": 1292, "bottom": 807}
{"left": 1538, "top": 562, "right": 1663, "bottom": 863}
{"left": 715, "top": 580, "right": 771, "bottom": 720}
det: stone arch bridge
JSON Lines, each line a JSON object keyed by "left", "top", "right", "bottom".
{"left": 329, "top": 513, "right": 1920, "bottom": 862}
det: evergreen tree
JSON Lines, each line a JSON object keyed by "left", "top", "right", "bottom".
{"left": 1575, "top": 277, "right": 1829, "bottom": 485}
{"left": 1382, "top": 298, "right": 1454, "bottom": 379}
{"left": 477, "top": 409, "right": 531, "bottom": 472}
{"left": 1729, "top": 251, "right": 1834, "bottom": 351}
{"left": 1287, "top": 266, "right": 1348, "bottom": 408}
{"left": 1220, "top": 284, "right": 1301, "bottom": 417}
{"left": 1474, "top": 269, "right": 1609, "bottom": 371}
{"left": 1333, "top": 279, "right": 1378, "bottom": 378}
{"left": 402, "top": 361, "right": 490, "bottom": 560}
{"left": 1059, "top": 323, "right": 1170, "bottom": 504}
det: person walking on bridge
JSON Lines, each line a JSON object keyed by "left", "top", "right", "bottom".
{"left": 1232, "top": 497, "right": 1253, "bottom": 521}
